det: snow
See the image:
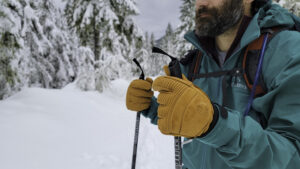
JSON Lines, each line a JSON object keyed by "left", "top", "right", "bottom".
{"left": 0, "top": 79, "right": 174, "bottom": 169}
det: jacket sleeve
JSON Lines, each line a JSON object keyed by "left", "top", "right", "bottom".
{"left": 196, "top": 31, "right": 300, "bottom": 169}
{"left": 139, "top": 96, "right": 159, "bottom": 125}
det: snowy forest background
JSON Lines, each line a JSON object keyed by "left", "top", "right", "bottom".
{"left": 0, "top": 0, "right": 299, "bottom": 100}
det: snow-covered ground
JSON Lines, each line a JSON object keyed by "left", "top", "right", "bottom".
{"left": 0, "top": 79, "right": 174, "bottom": 169}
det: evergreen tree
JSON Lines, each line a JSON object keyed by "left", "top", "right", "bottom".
{"left": 161, "top": 23, "right": 176, "bottom": 55}
{"left": 150, "top": 23, "right": 177, "bottom": 76}
{"left": 65, "top": 0, "right": 117, "bottom": 61}
{"left": 142, "top": 32, "right": 158, "bottom": 76}
{"left": 0, "top": 0, "right": 81, "bottom": 99}
{"left": 65, "top": 0, "right": 147, "bottom": 82}
{"left": 277, "top": 0, "right": 300, "bottom": 16}
{"left": 148, "top": 33, "right": 158, "bottom": 75}
{"left": 109, "top": 0, "right": 147, "bottom": 79}
{"left": 0, "top": 0, "right": 152, "bottom": 98}
{"left": 64, "top": 0, "right": 118, "bottom": 91}
{"left": 0, "top": 0, "right": 21, "bottom": 99}
{"left": 175, "top": 0, "right": 196, "bottom": 58}
{"left": 19, "top": 0, "right": 79, "bottom": 88}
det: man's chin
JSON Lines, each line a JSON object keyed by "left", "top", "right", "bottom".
{"left": 195, "top": 25, "right": 224, "bottom": 37}
{"left": 196, "top": 19, "right": 211, "bottom": 26}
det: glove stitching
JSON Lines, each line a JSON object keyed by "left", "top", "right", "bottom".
{"left": 177, "top": 90, "right": 198, "bottom": 136}
{"left": 167, "top": 90, "right": 185, "bottom": 135}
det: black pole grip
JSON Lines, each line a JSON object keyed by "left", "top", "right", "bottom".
{"left": 169, "top": 60, "right": 182, "bottom": 78}
{"left": 133, "top": 58, "right": 145, "bottom": 80}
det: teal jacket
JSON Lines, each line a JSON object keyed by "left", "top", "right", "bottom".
{"left": 142, "top": 3, "right": 300, "bottom": 169}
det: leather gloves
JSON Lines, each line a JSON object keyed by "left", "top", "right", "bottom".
{"left": 152, "top": 75, "right": 214, "bottom": 138}
{"left": 126, "top": 77, "right": 154, "bottom": 111}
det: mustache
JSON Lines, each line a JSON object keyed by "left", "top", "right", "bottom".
{"left": 196, "top": 7, "right": 218, "bottom": 16}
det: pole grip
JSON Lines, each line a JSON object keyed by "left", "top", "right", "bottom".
{"left": 169, "top": 60, "right": 182, "bottom": 78}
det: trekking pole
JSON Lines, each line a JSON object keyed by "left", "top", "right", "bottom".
{"left": 152, "top": 47, "right": 183, "bottom": 169}
{"left": 131, "top": 58, "right": 145, "bottom": 169}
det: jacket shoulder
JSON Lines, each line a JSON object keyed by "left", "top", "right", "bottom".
{"left": 263, "top": 29, "right": 300, "bottom": 88}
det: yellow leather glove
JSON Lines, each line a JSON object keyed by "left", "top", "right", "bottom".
{"left": 163, "top": 65, "right": 171, "bottom": 76}
{"left": 126, "top": 77, "right": 154, "bottom": 111}
{"left": 152, "top": 75, "right": 214, "bottom": 138}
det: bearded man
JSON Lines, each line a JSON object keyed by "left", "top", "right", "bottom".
{"left": 126, "top": 0, "right": 300, "bottom": 168}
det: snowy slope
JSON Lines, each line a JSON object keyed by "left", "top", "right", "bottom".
{"left": 0, "top": 79, "right": 174, "bottom": 169}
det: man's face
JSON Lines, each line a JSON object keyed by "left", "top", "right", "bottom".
{"left": 195, "top": 0, "right": 245, "bottom": 37}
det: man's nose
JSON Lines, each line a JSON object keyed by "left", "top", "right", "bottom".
{"left": 196, "top": 0, "right": 209, "bottom": 7}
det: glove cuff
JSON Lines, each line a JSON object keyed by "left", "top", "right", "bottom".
{"left": 199, "top": 103, "right": 228, "bottom": 138}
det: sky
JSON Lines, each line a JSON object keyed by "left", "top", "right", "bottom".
{"left": 134, "top": 0, "right": 182, "bottom": 39}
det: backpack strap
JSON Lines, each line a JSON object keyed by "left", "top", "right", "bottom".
{"left": 189, "top": 51, "right": 203, "bottom": 82}
{"left": 183, "top": 50, "right": 243, "bottom": 81}
{"left": 242, "top": 27, "right": 287, "bottom": 97}
{"left": 180, "top": 49, "right": 203, "bottom": 82}
{"left": 243, "top": 33, "right": 267, "bottom": 97}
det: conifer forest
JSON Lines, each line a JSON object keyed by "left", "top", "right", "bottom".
{"left": 0, "top": 0, "right": 299, "bottom": 99}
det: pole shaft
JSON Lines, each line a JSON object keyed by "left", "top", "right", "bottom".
{"left": 131, "top": 112, "right": 141, "bottom": 169}
{"left": 175, "top": 136, "right": 182, "bottom": 169}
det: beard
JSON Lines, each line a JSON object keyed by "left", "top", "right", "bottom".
{"left": 195, "top": 0, "right": 244, "bottom": 37}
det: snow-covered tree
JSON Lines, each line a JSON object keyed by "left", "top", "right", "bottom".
{"left": 65, "top": 0, "right": 116, "bottom": 61}
{"left": 21, "top": 0, "right": 78, "bottom": 88}
{"left": 175, "top": 0, "right": 196, "bottom": 58}
{"left": 147, "top": 24, "right": 177, "bottom": 76}
{"left": 140, "top": 32, "right": 155, "bottom": 75}
{"left": 106, "top": 0, "right": 148, "bottom": 79}
{"left": 65, "top": 0, "right": 147, "bottom": 82}
{"left": 141, "top": 32, "right": 166, "bottom": 76}
{"left": 64, "top": 0, "right": 118, "bottom": 91}
{"left": 0, "top": 0, "right": 81, "bottom": 99}
{"left": 276, "top": 0, "right": 300, "bottom": 16}
{"left": 161, "top": 23, "right": 177, "bottom": 56}
{"left": 0, "top": 1, "right": 21, "bottom": 99}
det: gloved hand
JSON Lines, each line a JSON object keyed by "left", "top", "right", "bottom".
{"left": 126, "top": 77, "right": 154, "bottom": 111}
{"left": 152, "top": 75, "right": 214, "bottom": 138}
{"left": 163, "top": 65, "right": 171, "bottom": 76}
